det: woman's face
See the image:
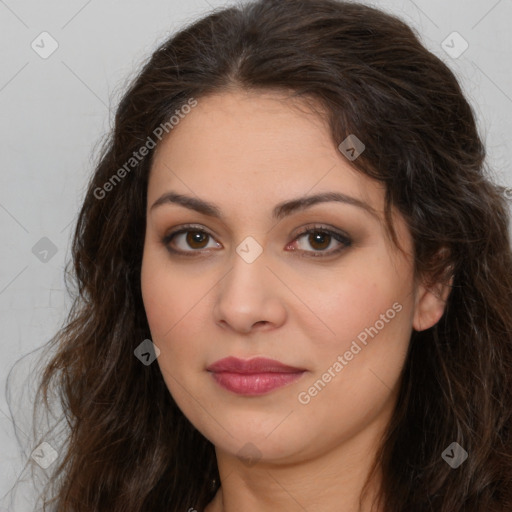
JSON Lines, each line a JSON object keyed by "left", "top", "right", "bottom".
{"left": 141, "top": 90, "right": 445, "bottom": 467}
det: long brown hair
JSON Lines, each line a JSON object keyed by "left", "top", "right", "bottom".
{"left": 7, "top": 0, "right": 512, "bottom": 510}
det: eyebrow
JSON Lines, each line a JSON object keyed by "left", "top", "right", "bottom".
{"left": 150, "top": 190, "right": 379, "bottom": 221}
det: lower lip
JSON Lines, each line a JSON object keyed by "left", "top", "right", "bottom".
{"left": 210, "top": 371, "right": 305, "bottom": 395}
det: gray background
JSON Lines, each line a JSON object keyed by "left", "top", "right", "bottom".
{"left": 1, "top": 0, "right": 511, "bottom": 507}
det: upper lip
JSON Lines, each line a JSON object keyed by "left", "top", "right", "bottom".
{"left": 207, "top": 356, "right": 305, "bottom": 374}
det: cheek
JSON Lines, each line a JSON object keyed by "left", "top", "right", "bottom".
{"left": 293, "top": 288, "right": 412, "bottom": 454}
{"left": 141, "top": 248, "right": 200, "bottom": 338}
{"left": 140, "top": 249, "right": 214, "bottom": 384}
{"left": 293, "top": 253, "right": 414, "bottom": 423}
{"left": 296, "top": 251, "right": 413, "bottom": 356}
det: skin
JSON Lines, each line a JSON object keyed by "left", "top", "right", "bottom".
{"left": 140, "top": 89, "right": 451, "bottom": 512}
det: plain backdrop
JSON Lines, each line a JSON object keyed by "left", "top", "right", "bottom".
{"left": 1, "top": 0, "right": 511, "bottom": 508}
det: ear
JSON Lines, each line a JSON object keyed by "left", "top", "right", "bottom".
{"left": 412, "top": 259, "right": 454, "bottom": 332}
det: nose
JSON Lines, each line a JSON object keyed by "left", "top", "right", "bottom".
{"left": 212, "top": 246, "right": 287, "bottom": 334}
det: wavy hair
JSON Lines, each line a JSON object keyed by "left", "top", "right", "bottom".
{"left": 8, "top": 0, "right": 512, "bottom": 510}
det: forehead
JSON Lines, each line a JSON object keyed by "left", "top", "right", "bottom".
{"left": 148, "top": 90, "right": 384, "bottom": 213}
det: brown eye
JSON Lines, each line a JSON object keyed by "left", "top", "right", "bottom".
{"left": 290, "top": 226, "right": 352, "bottom": 257}
{"left": 162, "top": 226, "right": 221, "bottom": 255}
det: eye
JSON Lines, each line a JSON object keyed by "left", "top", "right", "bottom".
{"left": 288, "top": 224, "right": 352, "bottom": 257}
{"left": 161, "top": 223, "right": 352, "bottom": 257}
{"left": 162, "top": 224, "right": 220, "bottom": 256}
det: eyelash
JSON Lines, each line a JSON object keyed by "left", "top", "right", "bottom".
{"left": 161, "top": 223, "right": 352, "bottom": 258}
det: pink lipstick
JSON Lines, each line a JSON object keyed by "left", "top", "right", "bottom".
{"left": 206, "top": 356, "right": 306, "bottom": 396}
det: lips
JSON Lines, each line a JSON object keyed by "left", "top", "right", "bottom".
{"left": 206, "top": 356, "right": 306, "bottom": 395}
{"left": 206, "top": 356, "right": 305, "bottom": 374}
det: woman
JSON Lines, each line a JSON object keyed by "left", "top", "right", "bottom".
{"left": 8, "top": 0, "right": 512, "bottom": 510}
